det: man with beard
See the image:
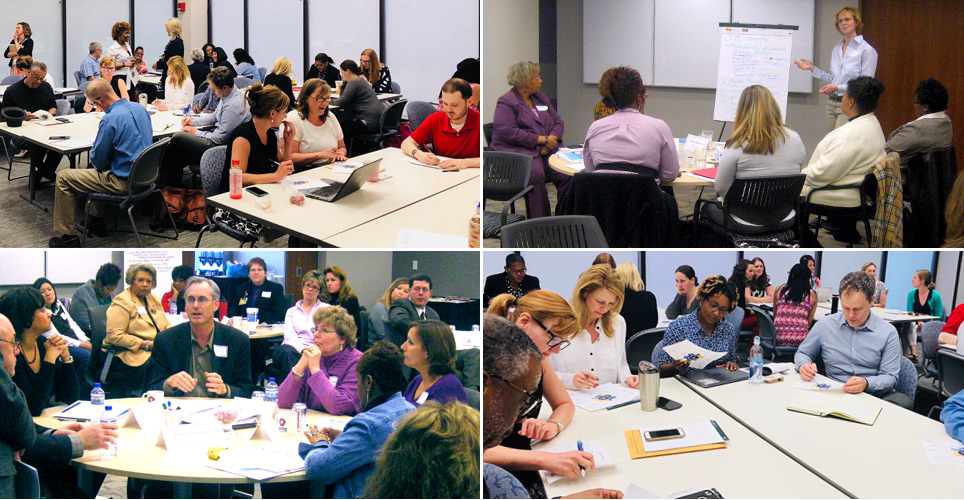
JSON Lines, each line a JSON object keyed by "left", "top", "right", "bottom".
{"left": 401, "top": 78, "right": 479, "bottom": 170}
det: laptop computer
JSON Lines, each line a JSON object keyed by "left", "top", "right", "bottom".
{"left": 816, "top": 286, "right": 832, "bottom": 303}
{"left": 301, "top": 158, "right": 381, "bottom": 202}
{"left": 681, "top": 367, "right": 749, "bottom": 388}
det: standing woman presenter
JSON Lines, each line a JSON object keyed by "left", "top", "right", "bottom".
{"left": 793, "top": 6, "right": 877, "bottom": 131}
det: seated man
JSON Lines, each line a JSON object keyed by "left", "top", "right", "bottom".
{"left": 49, "top": 80, "right": 152, "bottom": 247}
{"left": 80, "top": 42, "right": 102, "bottom": 81}
{"left": 70, "top": 262, "right": 121, "bottom": 336}
{"left": 795, "top": 271, "right": 911, "bottom": 409}
{"left": 161, "top": 65, "right": 251, "bottom": 187}
{"left": 940, "top": 303, "right": 964, "bottom": 348}
{"left": 148, "top": 277, "right": 252, "bottom": 398}
{"left": 0, "top": 60, "right": 63, "bottom": 184}
{"left": 400, "top": 78, "right": 479, "bottom": 170}
{"left": 885, "top": 78, "right": 952, "bottom": 168}
{"left": 483, "top": 254, "right": 540, "bottom": 308}
{"left": 388, "top": 274, "right": 439, "bottom": 347}
{"left": 942, "top": 389, "right": 964, "bottom": 444}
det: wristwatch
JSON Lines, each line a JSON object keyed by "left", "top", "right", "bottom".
{"left": 547, "top": 419, "right": 565, "bottom": 433}
{"left": 411, "top": 147, "right": 419, "bottom": 157}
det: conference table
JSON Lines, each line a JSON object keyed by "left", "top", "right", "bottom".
{"left": 546, "top": 140, "right": 719, "bottom": 187}
{"left": 813, "top": 303, "right": 940, "bottom": 324}
{"left": 0, "top": 84, "right": 81, "bottom": 100}
{"left": 206, "top": 147, "right": 479, "bottom": 247}
{"left": 34, "top": 397, "right": 350, "bottom": 498}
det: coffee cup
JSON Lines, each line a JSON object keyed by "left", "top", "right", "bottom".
{"left": 142, "top": 390, "right": 164, "bottom": 404}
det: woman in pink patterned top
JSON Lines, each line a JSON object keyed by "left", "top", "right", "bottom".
{"left": 772, "top": 263, "right": 818, "bottom": 347}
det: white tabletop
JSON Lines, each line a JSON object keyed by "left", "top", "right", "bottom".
{"left": 452, "top": 329, "right": 481, "bottom": 351}
{"left": 813, "top": 303, "right": 939, "bottom": 323}
{"left": 532, "top": 378, "right": 846, "bottom": 499}
{"left": 680, "top": 371, "right": 960, "bottom": 498}
{"left": 0, "top": 109, "right": 185, "bottom": 154}
{"left": 0, "top": 85, "right": 80, "bottom": 97}
{"left": 206, "top": 147, "right": 479, "bottom": 247}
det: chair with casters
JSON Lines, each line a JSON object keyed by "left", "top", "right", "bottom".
{"left": 500, "top": 215, "right": 608, "bottom": 248}
{"left": 194, "top": 145, "right": 259, "bottom": 247}
{"left": 753, "top": 305, "right": 796, "bottom": 361}
{"left": 482, "top": 151, "right": 533, "bottom": 238}
{"left": 86, "top": 304, "right": 129, "bottom": 398}
{"left": 804, "top": 174, "right": 876, "bottom": 248}
{"left": 234, "top": 76, "right": 254, "bottom": 89}
{"left": 920, "top": 321, "right": 945, "bottom": 378}
{"left": 257, "top": 67, "right": 267, "bottom": 82}
{"left": 626, "top": 328, "right": 666, "bottom": 374}
{"left": 0, "top": 75, "right": 23, "bottom": 85}
{"left": 936, "top": 348, "right": 964, "bottom": 401}
{"left": 695, "top": 174, "right": 806, "bottom": 247}
{"left": 349, "top": 99, "right": 407, "bottom": 153}
{"left": 73, "top": 70, "right": 84, "bottom": 87}
{"left": 405, "top": 100, "right": 436, "bottom": 131}
{"left": 80, "top": 138, "right": 179, "bottom": 246}
{"left": 896, "top": 355, "right": 918, "bottom": 404}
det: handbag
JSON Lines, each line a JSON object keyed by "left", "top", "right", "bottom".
{"left": 152, "top": 186, "right": 207, "bottom": 230}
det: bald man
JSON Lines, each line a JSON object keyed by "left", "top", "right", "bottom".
{"left": 50, "top": 79, "right": 153, "bottom": 247}
{"left": 0, "top": 314, "right": 36, "bottom": 497}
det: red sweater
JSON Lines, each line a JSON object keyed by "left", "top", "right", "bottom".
{"left": 942, "top": 304, "right": 964, "bottom": 335}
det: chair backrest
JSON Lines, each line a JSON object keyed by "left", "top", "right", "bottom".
{"left": 650, "top": 339, "right": 667, "bottom": 364}
{"left": 626, "top": 328, "right": 666, "bottom": 374}
{"left": 197, "top": 80, "right": 210, "bottom": 95}
{"left": 483, "top": 151, "right": 532, "bottom": 202}
{"left": 501, "top": 216, "right": 608, "bottom": 248}
{"left": 483, "top": 122, "right": 494, "bottom": 146}
{"left": 86, "top": 304, "right": 110, "bottom": 381}
{"left": 906, "top": 145, "right": 958, "bottom": 247}
{"left": 722, "top": 174, "right": 806, "bottom": 228}
{"left": 455, "top": 347, "right": 481, "bottom": 392}
{"left": 937, "top": 348, "right": 964, "bottom": 399}
{"left": 405, "top": 100, "right": 436, "bottom": 131}
{"left": 896, "top": 355, "right": 918, "bottom": 402}
{"left": 13, "top": 460, "right": 40, "bottom": 499}
{"left": 73, "top": 70, "right": 84, "bottom": 87}
{"left": 751, "top": 305, "right": 777, "bottom": 344}
{"left": 0, "top": 75, "right": 23, "bottom": 85}
{"left": 257, "top": 67, "right": 267, "bottom": 82}
{"left": 199, "top": 145, "right": 228, "bottom": 198}
{"left": 921, "top": 321, "right": 946, "bottom": 361}
{"left": 55, "top": 99, "right": 70, "bottom": 117}
{"left": 390, "top": 81, "right": 401, "bottom": 94}
{"left": 234, "top": 76, "right": 254, "bottom": 89}
{"left": 377, "top": 99, "right": 408, "bottom": 134}
{"left": 127, "top": 138, "right": 171, "bottom": 191}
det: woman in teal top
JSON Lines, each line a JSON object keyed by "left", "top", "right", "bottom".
{"left": 905, "top": 269, "right": 943, "bottom": 363}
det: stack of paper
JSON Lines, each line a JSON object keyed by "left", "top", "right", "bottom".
{"left": 54, "top": 401, "right": 132, "bottom": 421}
{"left": 639, "top": 422, "right": 726, "bottom": 453}
{"left": 662, "top": 340, "right": 726, "bottom": 370}
{"left": 540, "top": 441, "right": 614, "bottom": 483}
{"left": 570, "top": 383, "right": 639, "bottom": 412}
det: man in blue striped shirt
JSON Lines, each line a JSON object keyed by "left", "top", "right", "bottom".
{"left": 79, "top": 42, "right": 101, "bottom": 82}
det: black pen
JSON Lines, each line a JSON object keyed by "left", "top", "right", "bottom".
{"left": 606, "top": 398, "right": 640, "bottom": 410}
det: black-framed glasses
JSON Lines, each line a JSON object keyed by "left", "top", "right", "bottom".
{"left": 705, "top": 301, "right": 730, "bottom": 314}
{"left": 0, "top": 339, "right": 20, "bottom": 354}
{"left": 532, "top": 316, "right": 570, "bottom": 351}
{"left": 489, "top": 373, "right": 541, "bottom": 417}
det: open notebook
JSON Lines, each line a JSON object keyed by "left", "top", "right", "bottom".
{"left": 786, "top": 391, "right": 882, "bottom": 426}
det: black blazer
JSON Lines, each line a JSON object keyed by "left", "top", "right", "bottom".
{"left": 263, "top": 73, "right": 295, "bottom": 109}
{"left": 21, "top": 426, "right": 73, "bottom": 471}
{"left": 306, "top": 64, "right": 340, "bottom": 88}
{"left": 227, "top": 279, "right": 288, "bottom": 324}
{"left": 620, "top": 289, "right": 658, "bottom": 338}
{"left": 147, "top": 322, "right": 253, "bottom": 398}
{"left": 188, "top": 62, "right": 210, "bottom": 95}
{"left": 155, "top": 36, "right": 184, "bottom": 92}
{"left": 0, "top": 368, "right": 35, "bottom": 484}
{"left": 483, "top": 273, "right": 540, "bottom": 307}
{"left": 13, "top": 341, "right": 80, "bottom": 416}
{"left": 388, "top": 298, "right": 439, "bottom": 347}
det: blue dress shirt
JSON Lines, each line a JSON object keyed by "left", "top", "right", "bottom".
{"left": 80, "top": 55, "right": 100, "bottom": 81}
{"left": 794, "top": 311, "right": 900, "bottom": 395}
{"left": 653, "top": 310, "right": 737, "bottom": 373}
{"left": 236, "top": 62, "right": 261, "bottom": 83}
{"left": 941, "top": 390, "right": 964, "bottom": 444}
{"left": 193, "top": 87, "right": 251, "bottom": 145}
{"left": 811, "top": 35, "right": 878, "bottom": 96}
{"left": 90, "top": 99, "right": 152, "bottom": 178}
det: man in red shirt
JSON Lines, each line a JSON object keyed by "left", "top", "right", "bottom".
{"left": 401, "top": 78, "right": 479, "bottom": 170}
{"left": 940, "top": 304, "right": 963, "bottom": 347}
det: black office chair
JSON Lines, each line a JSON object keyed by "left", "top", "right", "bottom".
{"left": 405, "top": 100, "right": 436, "bottom": 131}
{"left": 804, "top": 173, "right": 876, "bottom": 248}
{"left": 194, "top": 145, "right": 259, "bottom": 248}
{"left": 753, "top": 305, "right": 796, "bottom": 361}
{"left": 483, "top": 122, "right": 494, "bottom": 147}
{"left": 349, "top": 99, "right": 408, "bottom": 154}
{"left": 626, "top": 328, "right": 666, "bottom": 374}
{"left": 500, "top": 216, "right": 608, "bottom": 248}
{"left": 936, "top": 348, "right": 964, "bottom": 400}
{"left": 13, "top": 460, "right": 40, "bottom": 499}
{"left": 904, "top": 145, "right": 957, "bottom": 247}
{"left": 483, "top": 151, "right": 533, "bottom": 238}
{"left": 695, "top": 175, "right": 806, "bottom": 247}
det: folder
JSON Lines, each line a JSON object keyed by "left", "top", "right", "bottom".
{"left": 624, "top": 429, "right": 726, "bottom": 459}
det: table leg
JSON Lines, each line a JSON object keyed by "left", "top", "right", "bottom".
{"left": 173, "top": 481, "right": 192, "bottom": 498}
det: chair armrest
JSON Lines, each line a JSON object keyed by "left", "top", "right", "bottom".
{"left": 693, "top": 197, "right": 722, "bottom": 221}
{"left": 804, "top": 182, "right": 863, "bottom": 204}
{"left": 501, "top": 186, "right": 534, "bottom": 225}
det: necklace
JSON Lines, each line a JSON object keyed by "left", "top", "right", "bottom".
{"left": 22, "top": 342, "right": 37, "bottom": 364}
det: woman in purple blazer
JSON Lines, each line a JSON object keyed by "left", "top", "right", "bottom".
{"left": 490, "top": 61, "right": 571, "bottom": 218}
{"left": 401, "top": 320, "right": 466, "bottom": 406}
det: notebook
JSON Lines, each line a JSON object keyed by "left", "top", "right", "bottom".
{"left": 680, "top": 367, "right": 749, "bottom": 388}
{"left": 786, "top": 391, "right": 882, "bottom": 425}
{"left": 300, "top": 158, "right": 381, "bottom": 202}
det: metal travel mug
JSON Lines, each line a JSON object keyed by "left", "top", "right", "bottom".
{"left": 138, "top": 93, "right": 148, "bottom": 107}
{"left": 831, "top": 294, "right": 839, "bottom": 314}
{"left": 638, "top": 361, "right": 660, "bottom": 411}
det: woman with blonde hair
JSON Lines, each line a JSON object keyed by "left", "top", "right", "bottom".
{"left": 360, "top": 48, "right": 392, "bottom": 94}
{"left": 615, "top": 262, "right": 657, "bottom": 338}
{"left": 152, "top": 56, "right": 193, "bottom": 111}
{"left": 286, "top": 78, "right": 348, "bottom": 166}
{"left": 264, "top": 56, "right": 295, "bottom": 108}
{"left": 153, "top": 17, "right": 184, "bottom": 92}
{"left": 369, "top": 278, "right": 409, "bottom": 345}
{"left": 861, "top": 261, "right": 888, "bottom": 307}
{"left": 550, "top": 264, "right": 637, "bottom": 390}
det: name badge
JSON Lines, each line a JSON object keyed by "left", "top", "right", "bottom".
{"left": 262, "top": 291, "right": 272, "bottom": 298}
{"left": 238, "top": 297, "right": 247, "bottom": 306}
{"left": 329, "top": 376, "right": 338, "bottom": 386}
{"left": 416, "top": 392, "right": 429, "bottom": 404}
{"left": 213, "top": 345, "right": 228, "bottom": 358}
{"left": 136, "top": 306, "right": 147, "bottom": 315}
{"left": 535, "top": 105, "right": 548, "bottom": 111}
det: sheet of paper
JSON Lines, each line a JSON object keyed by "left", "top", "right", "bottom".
{"left": 683, "top": 134, "right": 709, "bottom": 151}
{"left": 395, "top": 229, "right": 467, "bottom": 248}
{"left": 793, "top": 379, "right": 844, "bottom": 391}
{"left": 312, "top": 416, "right": 349, "bottom": 431}
{"left": 625, "top": 483, "right": 663, "bottom": 499}
{"left": 567, "top": 161, "right": 586, "bottom": 171}
{"left": 400, "top": 156, "right": 452, "bottom": 170}
{"left": 206, "top": 446, "right": 305, "bottom": 480}
{"left": 640, "top": 422, "right": 725, "bottom": 452}
{"left": 540, "top": 441, "right": 615, "bottom": 483}
{"left": 661, "top": 340, "right": 726, "bottom": 370}
{"left": 920, "top": 440, "right": 964, "bottom": 466}
{"left": 557, "top": 150, "right": 584, "bottom": 163}
{"left": 569, "top": 383, "right": 640, "bottom": 412}
{"left": 50, "top": 138, "right": 94, "bottom": 149}
{"left": 285, "top": 176, "right": 330, "bottom": 190}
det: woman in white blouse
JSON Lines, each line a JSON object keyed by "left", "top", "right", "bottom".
{"left": 286, "top": 78, "right": 348, "bottom": 166}
{"left": 550, "top": 264, "right": 638, "bottom": 390}
{"left": 272, "top": 270, "right": 330, "bottom": 377}
{"left": 152, "top": 56, "right": 194, "bottom": 111}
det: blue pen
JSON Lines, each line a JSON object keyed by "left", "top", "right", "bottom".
{"left": 576, "top": 439, "right": 586, "bottom": 475}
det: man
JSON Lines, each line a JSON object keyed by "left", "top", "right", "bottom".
{"left": 161, "top": 66, "right": 251, "bottom": 187}
{"left": 795, "top": 271, "right": 910, "bottom": 409}
{"left": 80, "top": 42, "right": 102, "bottom": 81}
{"left": 388, "top": 274, "right": 440, "bottom": 347}
{"left": 483, "top": 254, "right": 540, "bottom": 307}
{"left": 942, "top": 389, "right": 964, "bottom": 444}
{"left": 49, "top": 79, "right": 152, "bottom": 247}
{"left": 885, "top": 78, "right": 953, "bottom": 168}
{"left": 0, "top": 61, "right": 62, "bottom": 184}
{"left": 939, "top": 303, "right": 963, "bottom": 348}
{"left": 0, "top": 314, "right": 36, "bottom": 498}
{"left": 148, "top": 277, "right": 252, "bottom": 398}
{"left": 401, "top": 78, "right": 480, "bottom": 170}
{"left": 70, "top": 263, "right": 122, "bottom": 335}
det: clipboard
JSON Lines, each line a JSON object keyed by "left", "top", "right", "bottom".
{"left": 624, "top": 429, "right": 726, "bottom": 459}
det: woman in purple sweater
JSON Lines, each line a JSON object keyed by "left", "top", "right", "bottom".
{"left": 401, "top": 320, "right": 466, "bottom": 406}
{"left": 278, "top": 306, "right": 362, "bottom": 416}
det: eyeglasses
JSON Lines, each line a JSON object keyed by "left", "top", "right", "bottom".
{"left": 0, "top": 339, "right": 20, "bottom": 354}
{"left": 303, "top": 284, "right": 321, "bottom": 291}
{"left": 532, "top": 316, "right": 570, "bottom": 351}
{"left": 489, "top": 373, "right": 541, "bottom": 418}
{"left": 506, "top": 267, "right": 527, "bottom": 275}
{"left": 705, "top": 301, "right": 730, "bottom": 314}
{"left": 313, "top": 326, "right": 337, "bottom": 335}
{"left": 185, "top": 296, "right": 213, "bottom": 305}
{"left": 309, "top": 95, "right": 331, "bottom": 103}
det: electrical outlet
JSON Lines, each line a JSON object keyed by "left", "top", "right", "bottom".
{"left": 412, "top": 260, "right": 418, "bottom": 270}
{"left": 296, "top": 266, "right": 303, "bottom": 277}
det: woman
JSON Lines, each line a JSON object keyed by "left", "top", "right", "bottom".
{"left": 335, "top": 59, "right": 386, "bottom": 140}
{"left": 273, "top": 270, "right": 330, "bottom": 376}
{"left": 79, "top": 57, "right": 128, "bottom": 113}
{"left": 14, "top": 56, "right": 53, "bottom": 87}
{"left": 360, "top": 48, "right": 392, "bottom": 94}
{"left": 667, "top": 265, "right": 700, "bottom": 319}
{"left": 794, "top": 6, "right": 878, "bottom": 131}
{"left": 592, "top": 252, "right": 616, "bottom": 269}
{"left": 153, "top": 17, "right": 184, "bottom": 90}
{"left": 320, "top": 266, "right": 362, "bottom": 333}
{"left": 306, "top": 53, "right": 339, "bottom": 88}
{"left": 6, "top": 22, "right": 32, "bottom": 75}
{"left": 71, "top": 263, "right": 122, "bottom": 336}
{"left": 0, "top": 287, "right": 79, "bottom": 416}
{"left": 104, "top": 263, "right": 171, "bottom": 397}
{"left": 615, "top": 262, "right": 657, "bottom": 336}
{"left": 583, "top": 66, "right": 679, "bottom": 185}
{"left": 551, "top": 264, "right": 638, "bottom": 390}
{"left": 490, "top": 61, "right": 569, "bottom": 219}
{"left": 202, "top": 43, "right": 215, "bottom": 66}
{"left": 944, "top": 171, "right": 964, "bottom": 248}
{"left": 211, "top": 47, "right": 237, "bottom": 77}
{"left": 364, "top": 401, "right": 479, "bottom": 499}
{"left": 747, "top": 257, "right": 775, "bottom": 304}
{"left": 233, "top": 48, "right": 261, "bottom": 83}
{"left": 32, "top": 278, "right": 91, "bottom": 384}
{"left": 226, "top": 257, "right": 288, "bottom": 324}
{"left": 160, "top": 265, "right": 194, "bottom": 314}
{"left": 801, "top": 255, "right": 821, "bottom": 289}
{"left": 773, "top": 264, "right": 818, "bottom": 348}
{"left": 264, "top": 57, "right": 295, "bottom": 107}
{"left": 152, "top": 56, "right": 194, "bottom": 111}
{"left": 286, "top": 79, "right": 348, "bottom": 167}
{"left": 187, "top": 48, "right": 210, "bottom": 94}
{"left": 369, "top": 278, "right": 409, "bottom": 345}
{"left": 131, "top": 47, "right": 149, "bottom": 74}
{"left": 401, "top": 320, "right": 466, "bottom": 406}
{"left": 486, "top": 291, "right": 585, "bottom": 498}
{"left": 862, "top": 262, "right": 888, "bottom": 308}
{"left": 105, "top": 22, "right": 135, "bottom": 97}
{"left": 298, "top": 341, "right": 415, "bottom": 499}
{"left": 906, "top": 269, "right": 943, "bottom": 363}
{"left": 278, "top": 306, "right": 362, "bottom": 416}
{"left": 713, "top": 85, "right": 806, "bottom": 208}
{"left": 593, "top": 68, "right": 617, "bottom": 121}
{"left": 729, "top": 259, "right": 757, "bottom": 334}
{"left": 654, "top": 275, "right": 740, "bottom": 377}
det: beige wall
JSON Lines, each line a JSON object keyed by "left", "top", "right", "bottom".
{"left": 180, "top": 0, "right": 209, "bottom": 57}
{"left": 482, "top": 0, "right": 540, "bottom": 126}
{"left": 554, "top": 0, "right": 854, "bottom": 158}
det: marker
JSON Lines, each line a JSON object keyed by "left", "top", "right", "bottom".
{"left": 606, "top": 398, "right": 641, "bottom": 411}
{"left": 710, "top": 420, "right": 729, "bottom": 441}
{"left": 576, "top": 439, "right": 586, "bottom": 476}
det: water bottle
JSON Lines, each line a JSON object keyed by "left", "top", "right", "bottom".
{"left": 749, "top": 336, "right": 764, "bottom": 385}
{"left": 170, "top": 296, "right": 177, "bottom": 315}
{"left": 90, "top": 383, "right": 105, "bottom": 406}
{"left": 98, "top": 406, "right": 117, "bottom": 459}
{"left": 229, "top": 160, "right": 242, "bottom": 199}
{"left": 468, "top": 201, "right": 481, "bottom": 248}
{"left": 264, "top": 377, "right": 279, "bottom": 404}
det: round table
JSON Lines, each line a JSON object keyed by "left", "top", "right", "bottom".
{"left": 34, "top": 397, "right": 349, "bottom": 498}
{"left": 547, "top": 152, "right": 716, "bottom": 186}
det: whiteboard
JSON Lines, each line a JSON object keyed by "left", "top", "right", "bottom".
{"left": 583, "top": 0, "right": 655, "bottom": 85}
{"left": 653, "top": 0, "right": 730, "bottom": 89}
{"left": 211, "top": 0, "right": 245, "bottom": 56}
{"left": 732, "top": 0, "right": 814, "bottom": 94}
{"left": 0, "top": 251, "right": 45, "bottom": 285}
{"left": 248, "top": 0, "right": 305, "bottom": 85}
{"left": 713, "top": 27, "right": 794, "bottom": 123}
{"left": 46, "top": 250, "right": 114, "bottom": 284}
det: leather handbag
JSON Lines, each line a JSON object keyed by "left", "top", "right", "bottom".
{"left": 152, "top": 186, "right": 207, "bottom": 230}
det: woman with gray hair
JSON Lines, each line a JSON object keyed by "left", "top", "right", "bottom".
{"left": 187, "top": 47, "right": 210, "bottom": 95}
{"left": 490, "top": 61, "right": 570, "bottom": 218}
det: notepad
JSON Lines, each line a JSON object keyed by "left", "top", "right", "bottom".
{"left": 54, "top": 401, "right": 132, "bottom": 421}
{"left": 570, "top": 383, "right": 640, "bottom": 412}
{"left": 786, "top": 391, "right": 881, "bottom": 425}
{"left": 540, "top": 441, "right": 615, "bottom": 483}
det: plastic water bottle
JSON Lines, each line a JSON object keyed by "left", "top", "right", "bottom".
{"left": 468, "top": 201, "right": 481, "bottom": 248}
{"left": 90, "top": 383, "right": 105, "bottom": 406}
{"left": 264, "top": 377, "right": 279, "bottom": 404}
{"left": 98, "top": 406, "right": 117, "bottom": 459}
{"left": 749, "top": 336, "right": 764, "bottom": 385}
{"left": 169, "top": 296, "right": 178, "bottom": 315}
{"left": 229, "top": 160, "right": 243, "bottom": 199}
